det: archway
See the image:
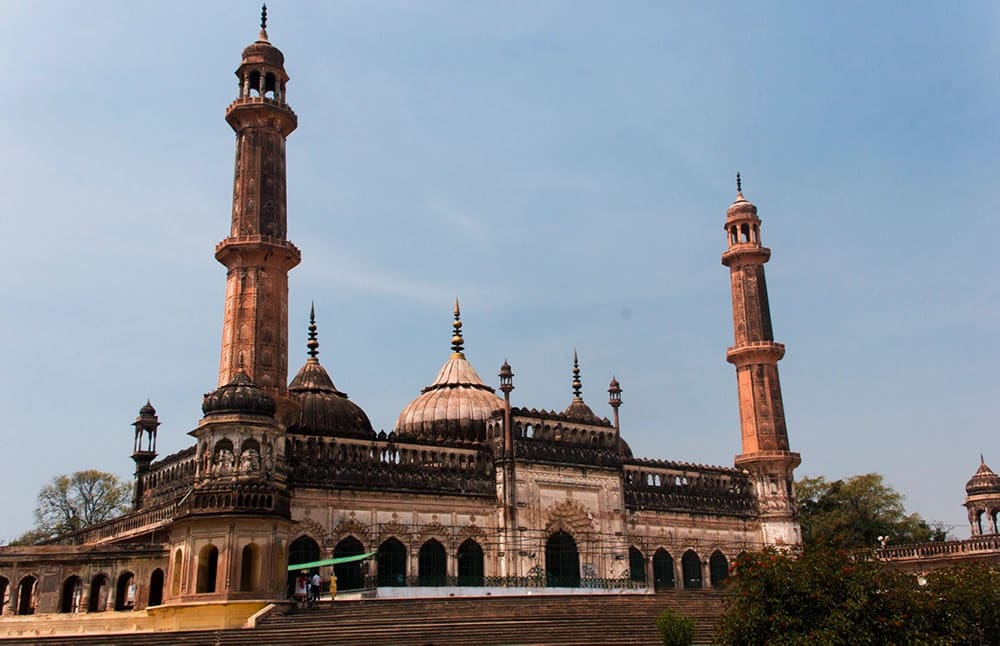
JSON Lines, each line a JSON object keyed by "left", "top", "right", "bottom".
{"left": 60, "top": 576, "right": 83, "bottom": 613}
{"left": 334, "top": 536, "right": 365, "bottom": 591}
{"left": 287, "top": 535, "right": 320, "bottom": 597}
{"left": 0, "top": 576, "right": 8, "bottom": 615}
{"left": 629, "top": 546, "right": 646, "bottom": 583}
{"left": 653, "top": 549, "right": 674, "bottom": 590}
{"left": 710, "top": 551, "right": 729, "bottom": 588}
{"left": 545, "top": 530, "right": 580, "bottom": 587}
{"left": 377, "top": 538, "right": 407, "bottom": 587}
{"left": 418, "top": 539, "right": 447, "bottom": 586}
{"left": 148, "top": 569, "right": 164, "bottom": 607}
{"left": 457, "top": 539, "right": 484, "bottom": 586}
{"left": 196, "top": 545, "right": 219, "bottom": 593}
{"left": 16, "top": 576, "right": 36, "bottom": 615}
{"left": 681, "top": 550, "right": 702, "bottom": 589}
{"left": 114, "top": 571, "right": 135, "bottom": 610}
{"left": 88, "top": 574, "right": 108, "bottom": 612}
{"left": 240, "top": 544, "right": 260, "bottom": 592}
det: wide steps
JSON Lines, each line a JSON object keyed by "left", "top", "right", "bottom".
{"left": 3, "top": 591, "right": 726, "bottom": 645}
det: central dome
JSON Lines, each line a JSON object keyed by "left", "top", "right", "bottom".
{"left": 394, "top": 301, "right": 503, "bottom": 444}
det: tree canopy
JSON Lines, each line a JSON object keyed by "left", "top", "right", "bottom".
{"left": 12, "top": 470, "right": 131, "bottom": 544}
{"left": 797, "top": 473, "right": 947, "bottom": 549}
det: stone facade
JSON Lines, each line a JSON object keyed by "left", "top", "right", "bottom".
{"left": 0, "top": 16, "right": 803, "bottom": 618}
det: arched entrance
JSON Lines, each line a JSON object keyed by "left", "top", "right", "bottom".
{"left": 148, "top": 569, "right": 164, "bottom": 607}
{"left": 334, "top": 536, "right": 365, "bottom": 591}
{"left": 629, "top": 546, "right": 646, "bottom": 583}
{"left": 545, "top": 531, "right": 580, "bottom": 587}
{"left": 16, "top": 576, "right": 36, "bottom": 615}
{"left": 114, "top": 572, "right": 135, "bottom": 610}
{"left": 653, "top": 548, "right": 674, "bottom": 590}
{"left": 418, "top": 539, "right": 446, "bottom": 586}
{"left": 287, "top": 535, "right": 320, "bottom": 597}
{"left": 196, "top": 545, "right": 219, "bottom": 594}
{"left": 710, "top": 550, "right": 729, "bottom": 588}
{"left": 88, "top": 574, "right": 108, "bottom": 612}
{"left": 60, "top": 576, "right": 83, "bottom": 613}
{"left": 681, "top": 550, "right": 702, "bottom": 589}
{"left": 0, "top": 576, "right": 8, "bottom": 615}
{"left": 457, "top": 539, "right": 484, "bottom": 586}
{"left": 377, "top": 538, "right": 407, "bottom": 587}
{"left": 240, "top": 544, "right": 260, "bottom": 592}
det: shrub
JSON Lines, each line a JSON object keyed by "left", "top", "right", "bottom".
{"left": 655, "top": 607, "right": 695, "bottom": 646}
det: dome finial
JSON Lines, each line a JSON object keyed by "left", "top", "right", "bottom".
{"left": 736, "top": 171, "right": 743, "bottom": 198}
{"left": 307, "top": 302, "right": 319, "bottom": 360}
{"left": 983, "top": 453, "right": 987, "bottom": 465}
{"left": 259, "top": 3, "right": 269, "bottom": 41}
{"left": 451, "top": 298, "right": 465, "bottom": 356}
{"left": 572, "top": 349, "right": 582, "bottom": 399}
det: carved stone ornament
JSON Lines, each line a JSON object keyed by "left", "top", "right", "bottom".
{"left": 293, "top": 517, "right": 329, "bottom": 544}
{"left": 545, "top": 499, "right": 595, "bottom": 537}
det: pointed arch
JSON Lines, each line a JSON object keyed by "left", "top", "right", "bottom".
{"left": 710, "top": 550, "right": 729, "bottom": 588}
{"left": 240, "top": 543, "right": 261, "bottom": 592}
{"left": 545, "top": 530, "right": 580, "bottom": 587}
{"left": 288, "top": 535, "right": 321, "bottom": 596}
{"left": 377, "top": 538, "right": 407, "bottom": 587}
{"left": 170, "top": 549, "right": 183, "bottom": 596}
{"left": 0, "top": 576, "right": 8, "bottom": 615}
{"left": 60, "top": 576, "right": 83, "bottom": 613}
{"left": 681, "top": 550, "right": 702, "bottom": 589}
{"left": 148, "top": 569, "right": 164, "bottom": 607}
{"left": 457, "top": 539, "right": 484, "bottom": 586}
{"left": 653, "top": 548, "right": 674, "bottom": 590}
{"left": 114, "top": 571, "right": 135, "bottom": 610}
{"left": 333, "top": 536, "right": 365, "bottom": 591}
{"left": 628, "top": 546, "right": 646, "bottom": 583}
{"left": 88, "top": 573, "right": 109, "bottom": 612}
{"left": 418, "top": 539, "right": 447, "bottom": 586}
{"left": 16, "top": 575, "right": 37, "bottom": 615}
{"left": 196, "top": 545, "right": 219, "bottom": 594}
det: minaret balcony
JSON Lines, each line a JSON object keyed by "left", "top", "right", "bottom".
{"left": 726, "top": 341, "right": 785, "bottom": 366}
{"left": 721, "top": 244, "right": 771, "bottom": 267}
{"left": 215, "top": 235, "right": 301, "bottom": 269}
{"left": 225, "top": 98, "right": 297, "bottom": 136}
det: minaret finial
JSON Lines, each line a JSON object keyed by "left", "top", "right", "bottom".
{"left": 736, "top": 172, "right": 743, "bottom": 196}
{"left": 982, "top": 453, "right": 986, "bottom": 465}
{"left": 571, "top": 350, "right": 582, "bottom": 399}
{"left": 451, "top": 298, "right": 465, "bottom": 356}
{"left": 259, "top": 4, "right": 269, "bottom": 41}
{"left": 306, "top": 303, "right": 319, "bottom": 360}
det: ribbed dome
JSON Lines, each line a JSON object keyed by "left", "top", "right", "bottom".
{"left": 202, "top": 372, "right": 276, "bottom": 417}
{"left": 139, "top": 400, "right": 156, "bottom": 416}
{"left": 288, "top": 360, "right": 374, "bottom": 439}
{"left": 394, "top": 300, "right": 502, "bottom": 444}
{"left": 966, "top": 459, "right": 1000, "bottom": 495}
{"left": 284, "top": 305, "right": 374, "bottom": 439}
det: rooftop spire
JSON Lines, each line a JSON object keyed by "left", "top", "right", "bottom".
{"left": 307, "top": 303, "right": 319, "bottom": 360}
{"left": 571, "top": 350, "right": 583, "bottom": 399}
{"left": 451, "top": 298, "right": 465, "bottom": 356}
{"left": 259, "top": 3, "right": 269, "bottom": 41}
{"left": 736, "top": 171, "right": 743, "bottom": 199}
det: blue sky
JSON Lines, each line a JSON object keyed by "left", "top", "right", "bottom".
{"left": 0, "top": 1, "right": 997, "bottom": 542}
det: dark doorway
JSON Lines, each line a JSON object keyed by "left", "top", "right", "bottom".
{"left": 88, "top": 574, "right": 108, "bottom": 612}
{"left": 545, "top": 531, "right": 580, "bottom": 587}
{"left": 240, "top": 544, "right": 259, "bottom": 592}
{"left": 681, "top": 550, "right": 702, "bottom": 589}
{"left": 114, "top": 571, "right": 135, "bottom": 610}
{"left": 148, "top": 569, "right": 164, "bottom": 607}
{"left": 196, "top": 545, "right": 219, "bottom": 594}
{"left": 0, "top": 576, "right": 8, "bottom": 615}
{"left": 418, "top": 539, "right": 447, "bottom": 586}
{"left": 377, "top": 538, "right": 407, "bottom": 587}
{"left": 457, "top": 539, "right": 484, "bottom": 586}
{"left": 653, "top": 548, "right": 675, "bottom": 590}
{"left": 334, "top": 536, "right": 365, "bottom": 591}
{"left": 287, "top": 535, "right": 320, "bottom": 597}
{"left": 60, "top": 576, "right": 82, "bottom": 613}
{"left": 710, "top": 551, "right": 729, "bottom": 588}
{"left": 629, "top": 546, "right": 646, "bottom": 583}
{"left": 16, "top": 576, "right": 36, "bottom": 615}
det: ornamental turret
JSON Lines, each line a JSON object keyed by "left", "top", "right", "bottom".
{"left": 722, "top": 174, "right": 801, "bottom": 546}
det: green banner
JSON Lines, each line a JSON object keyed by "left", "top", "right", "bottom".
{"left": 288, "top": 551, "right": 376, "bottom": 571}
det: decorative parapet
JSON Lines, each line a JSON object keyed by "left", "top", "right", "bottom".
{"left": 623, "top": 461, "right": 756, "bottom": 517}
{"left": 878, "top": 536, "right": 1000, "bottom": 563}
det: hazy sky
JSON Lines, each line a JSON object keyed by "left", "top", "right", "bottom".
{"left": 0, "top": 1, "right": 997, "bottom": 543}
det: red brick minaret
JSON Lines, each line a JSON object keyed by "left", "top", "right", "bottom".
{"left": 216, "top": 6, "right": 300, "bottom": 394}
{"left": 721, "top": 174, "right": 801, "bottom": 545}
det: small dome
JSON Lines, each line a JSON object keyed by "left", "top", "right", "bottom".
{"left": 394, "top": 300, "right": 502, "bottom": 444}
{"left": 139, "top": 400, "right": 157, "bottom": 417}
{"left": 563, "top": 350, "right": 603, "bottom": 424}
{"left": 966, "top": 458, "right": 1000, "bottom": 495}
{"left": 726, "top": 173, "right": 758, "bottom": 221}
{"left": 287, "top": 360, "right": 374, "bottom": 439}
{"left": 202, "top": 372, "right": 276, "bottom": 418}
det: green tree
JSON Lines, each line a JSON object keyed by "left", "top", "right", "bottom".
{"left": 12, "top": 470, "right": 131, "bottom": 544}
{"left": 797, "top": 473, "right": 946, "bottom": 549}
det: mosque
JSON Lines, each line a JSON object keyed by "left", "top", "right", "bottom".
{"left": 0, "top": 13, "right": 804, "bottom": 617}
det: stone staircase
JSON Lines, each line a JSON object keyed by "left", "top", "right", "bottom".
{"left": 2, "top": 591, "right": 727, "bottom": 645}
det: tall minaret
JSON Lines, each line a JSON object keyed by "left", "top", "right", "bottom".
{"left": 216, "top": 5, "right": 301, "bottom": 394}
{"left": 721, "top": 174, "right": 801, "bottom": 546}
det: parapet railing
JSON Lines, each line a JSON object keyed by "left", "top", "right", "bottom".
{"left": 878, "top": 535, "right": 1000, "bottom": 561}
